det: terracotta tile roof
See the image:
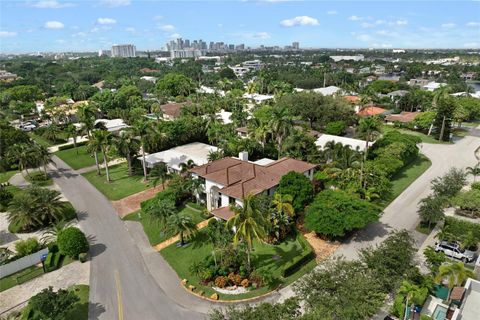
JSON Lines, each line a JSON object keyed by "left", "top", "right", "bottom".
{"left": 450, "top": 287, "right": 465, "bottom": 301}
{"left": 385, "top": 111, "right": 421, "bottom": 123}
{"left": 357, "top": 105, "right": 387, "bottom": 117}
{"left": 343, "top": 95, "right": 360, "bottom": 104}
{"left": 211, "top": 206, "right": 235, "bottom": 220}
{"left": 140, "top": 68, "right": 160, "bottom": 73}
{"left": 190, "top": 157, "right": 316, "bottom": 199}
{"left": 160, "top": 102, "right": 189, "bottom": 118}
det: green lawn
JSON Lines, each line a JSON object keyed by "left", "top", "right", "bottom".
{"left": 0, "top": 170, "right": 18, "bottom": 183}
{"left": 377, "top": 154, "right": 432, "bottom": 209}
{"left": 160, "top": 230, "right": 316, "bottom": 301}
{"left": 123, "top": 206, "right": 205, "bottom": 245}
{"left": 24, "top": 172, "right": 53, "bottom": 187}
{"left": 55, "top": 145, "right": 104, "bottom": 170}
{"left": 82, "top": 163, "right": 149, "bottom": 200}
{"left": 415, "top": 222, "right": 436, "bottom": 235}
{"left": 382, "top": 126, "right": 450, "bottom": 144}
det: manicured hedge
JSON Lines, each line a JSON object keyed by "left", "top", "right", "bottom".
{"left": 45, "top": 252, "right": 63, "bottom": 272}
{"left": 281, "top": 233, "right": 315, "bottom": 277}
{"left": 57, "top": 140, "right": 88, "bottom": 151}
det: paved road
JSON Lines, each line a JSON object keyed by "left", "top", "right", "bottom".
{"left": 50, "top": 156, "right": 206, "bottom": 320}
{"left": 334, "top": 133, "right": 480, "bottom": 260}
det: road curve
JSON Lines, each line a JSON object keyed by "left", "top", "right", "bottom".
{"left": 50, "top": 156, "right": 206, "bottom": 320}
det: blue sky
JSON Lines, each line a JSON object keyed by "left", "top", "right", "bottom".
{"left": 1, "top": 0, "right": 479, "bottom": 53}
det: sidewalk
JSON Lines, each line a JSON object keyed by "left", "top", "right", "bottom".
{"left": 48, "top": 136, "right": 89, "bottom": 153}
{"left": 153, "top": 219, "right": 211, "bottom": 251}
{"left": 0, "top": 260, "right": 90, "bottom": 315}
{"left": 112, "top": 185, "right": 164, "bottom": 218}
{"left": 75, "top": 158, "right": 126, "bottom": 174}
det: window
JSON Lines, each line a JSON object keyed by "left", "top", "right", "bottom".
{"left": 229, "top": 197, "right": 236, "bottom": 205}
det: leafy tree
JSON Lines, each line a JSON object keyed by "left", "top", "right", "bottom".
{"left": 7, "top": 143, "right": 34, "bottom": 176}
{"left": 167, "top": 214, "right": 197, "bottom": 246}
{"left": 64, "top": 123, "right": 79, "bottom": 154}
{"left": 227, "top": 194, "right": 268, "bottom": 270}
{"left": 149, "top": 162, "right": 171, "bottom": 189}
{"left": 423, "top": 246, "right": 447, "bottom": 274}
{"left": 466, "top": 164, "right": 480, "bottom": 182}
{"left": 28, "top": 286, "right": 79, "bottom": 320}
{"left": 15, "top": 237, "right": 40, "bottom": 257}
{"left": 268, "top": 106, "right": 294, "bottom": 157}
{"left": 156, "top": 73, "right": 196, "bottom": 97}
{"left": 325, "top": 120, "right": 346, "bottom": 136}
{"left": 209, "top": 298, "right": 301, "bottom": 320}
{"left": 305, "top": 190, "right": 379, "bottom": 238}
{"left": 133, "top": 120, "right": 155, "bottom": 181}
{"left": 431, "top": 167, "right": 467, "bottom": 199}
{"left": 276, "top": 171, "right": 314, "bottom": 213}
{"left": 432, "top": 88, "right": 456, "bottom": 141}
{"left": 412, "top": 111, "right": 436, "bottom": 131}
{"left": 57, "top": 227, "right": 89, "bottom": 259}
{"left": 418, "top": 195, "right": 444, "bottom": 228}
{"left": 113, "top": 129, "right": 140, "bottom": 177}
{"left": 144, "top": 198, "right": 176, "bottom": 227}
{"left": 367, "top": 80, "right": 399, "bottom": 94}
{"left": 452, "top": 189, "right": 480, "bottom": 217}
{"left": 33, "top": 144, "right": 54, "bottom": 175}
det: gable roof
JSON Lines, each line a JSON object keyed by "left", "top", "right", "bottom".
{"left": 190, "top": 157, "right": 316, "bottom": 199}
{"left": 385, "top": 111, "right": 421, "bottom": 123}
{"left": 357, "top": 105, "right": 387, "bottom": 117}
{"left": 160, "top": 102, "right": 189, "bottom": 118}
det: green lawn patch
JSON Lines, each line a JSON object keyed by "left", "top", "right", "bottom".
{"left": 55, "top": 145, "right": 104, "bottom": 170}
{"left": 123, "top": 206, "right": 205, "bottom": 245}
{"left": 24, "top": 171, "right": 53, "bottom": 187}
{"left": 451, "top": 127, "right": 469, "bottom": 137}
{"left": 0, "top": 170, "right": 18, "bottom": 183}
{"left": 377, "top": 154, "right": 432, "bottom": 209}
{"left": 0, "top": 265, "right": 45, "bottom": 292}
{"left": 82, "top": 163, "right": 147, "bottom": 200}
{"left": 382, "top": 126, "right": 450, "bottom": 144}
{"left": 160, "top": 231, "right": 316, "bottom": 301}
{"left": 415, "top": 222, "right": 436, "bottom": 235}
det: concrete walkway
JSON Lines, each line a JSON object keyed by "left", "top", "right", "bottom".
{"left": 75, "top": 158, "right": 126, "bottom": 174}
{"left": 48, "top": 135, "right": 88, "bottom": 153}
{"left": 0, "top": 260, "right": 90, "bottom": 315}
{"left": 112, "top": 185, "right": 164, "bottom": 218}
{"left": 153, "top": 219, "right": 211, "bottom": 251}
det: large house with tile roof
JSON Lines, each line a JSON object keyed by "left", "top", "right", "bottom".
{"left": 189, "top": 153, "right": 316, "bottom": 220}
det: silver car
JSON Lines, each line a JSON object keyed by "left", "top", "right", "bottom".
{"left": 434, "top": 241, "right": 475, "bottom": 262}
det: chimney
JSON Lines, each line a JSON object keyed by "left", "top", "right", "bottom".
{"left": 239, "top": 151, "right": 248, "bottom": 162}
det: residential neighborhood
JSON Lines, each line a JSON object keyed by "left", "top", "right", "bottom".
{"left": 1, "top": 1, "right": 480, "bottom": 320}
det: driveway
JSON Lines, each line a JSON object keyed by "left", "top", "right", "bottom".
{"left": 333, "top": 133, "right": 480, "bottom": 260}
{"left": 49, "top": 156, "right": 206, "bottom": 320}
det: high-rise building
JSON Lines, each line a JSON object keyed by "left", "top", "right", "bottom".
{"left": 111, "top": 44, "right": 136, "bottom": 58}
{"left": 292, "top": 42, "right": 299, "bottom": 50}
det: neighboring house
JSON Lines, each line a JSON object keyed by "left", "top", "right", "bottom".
{"left": 94, "top": 118, "right": 129, "bottom": 133}
{"left": 387, "top": 90, "right": 409, "bottom": 100}
{"left": 138, "top": 142, "right": 218, "bottom": 172}
{"left": 190, "top": 153, "right": 316, "bottom": 220}
{"left": 409, "top": 78, "right": 430, "bottom": 87}
{"left": 385, "top": 111, "right": 422, "bottom": 124}
{"left": 378, "top": 74, "right": 401, "bottom": 82}
{"left": 343, "top": 95, "right": 360, "bottom": 106}
{"left": 197, "top": 85, "right": 225, "bottom": 97}
{"left": 315, "top": 134, "right": 368, "bottom": 152}
{"left": 242, "top": 93, "right": 275, "bottom": 104}
{"left": 450, "top": 278, "right": 480, "bottom": 320}
{"left": 235, "top": 127, "right": 248, "bottom": 138}
{"left": 216, "top": 110, "right": 233, "bottom": 124}
{"left": 422, "top": 82, "right": 447, "bottom": 92}
{"left": 0, "top": 70, "right": 18, "bottom": 82}
{"left": 312, "top": 86, "right": 341, "bottom": 96}
{"left": 461, "top": 72, "right": 476, "bottom": 81}
{"left": 357, "top": 105, "right": 388, "bottom": 117}
{"left": 140, "top": 76, "right": 158, "bottom": 83}
{"left": 160, "top": 102, "right": 190, "bottom": 121}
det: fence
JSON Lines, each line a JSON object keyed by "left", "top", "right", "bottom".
{"left": 0, "top": 248, "right": 49, "bottom": 279}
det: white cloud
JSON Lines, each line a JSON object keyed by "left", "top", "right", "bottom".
{"left": 373, "top": 43, "right": 392, "bottom": 48}
{"left": 30, "top": 0, "right": 75, "bottom": 8}
{"left": 361, "top": 22, "right": 375, "bottom": 28}
{"left": 159, "top": 24, "right": 175, "bottom": 32}
{"left": 280, "top": 16, "right": 319, "bottom": 27}
{"left": 98, "top": 0, "right": 130, "bottom": 7}
{"left": 253, "top": 32, "right": 270, "bottom": 39}
{"left": 72, "top": 32, "right": 87, "bottom": 37}
{"left": 355, "top": 34, "right": 371, "bottom": 42}
{"left": 464, "top": 42, "right": 479, "bottom": 48}
{"left": 0, "top": 31, "right": 17, "bottom": 38}
{"left": 441, "top": 22, "right": 456, "bottom": 28}
{"left": 97, "top": 18, "right": 116, "bottom": 25}
{"left": 327, "top": 10, "right": 337, "bottom": 15}
{"left": 44, "top": 21, "right": 64, "bottom": 29}
{"left": 153, "top": 15, "right": 163, "bottom": 21}
{"left": 168, "top": 33, "right": 181, "bottom": 39}
{"left": 348, "top": 15, "right": 363, "bottom": 21}
{"left": 125, "top": 27, "right": 135, "bottom": 33}
{"left": 395, "top": 20, "right": 408, "bottom": 26}
{"left": 218, "top": 23, "right": 223, "bottom": 28}
{"left": 234, "top": 31, "right": 271, "bottom": 40}
{"left": 466, "top": 22, "right": 480, "bottom": 27}
{"left": 375, "top": 20, "right": 386, "bottom": 25}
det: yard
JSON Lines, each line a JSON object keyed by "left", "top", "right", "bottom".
{"left": 28, "top": 132, "right": 68, "bottom": 147}
{"left": 0, "top": 170, "right": 18, "bottom": 183}
{"left": 82, "top": 163, "right": 147, "bottom": 200}
{"left": 160, "top": 230, "right": 316, "bottom": 301}
{"left": 55, "top": 145, "right": 104, "bottom": 170}
{"left": 382, "top": 126, "right": 450, "bottom": 144}
{"left": 123, "top": 204, "right": 205, "bottom": 245}
{"left": 377, "top": 154, "right": 432, "bottom": 209}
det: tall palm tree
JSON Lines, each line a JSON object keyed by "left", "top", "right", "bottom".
{"left": 179, "top": 159, "right": 196, "bottom": 174}
{"left": 7, "top": 193, "right": 42, "bottom": 231}
{"left": 113, "top": 129, "right": 140, "bottom": 177}
{"left": 77, "top": 104, "right": 97, "bottom": 139}
{"left": 149, "top": 162, "right": 171, "bottom": 189}
{"left": 34, "top": 144, "right": 54, "bottom": 175}
{"left": 272, "top": 193, "right": 295, "bottom": 218}
{"left": 466, "top": 164, "right": 480, "bottom": 182}
{"left": 7, "top": 143, "right": 33, "bottom": 177}
{"left": 91, "top": 130, "right": 112, "bottom": 182}
{"left": 29, "top": 187, "right": 66, "bottom": 225}
{"left": 357, "top": 116, "right": 382, "bottom": 188}
{"left": 398, "top": 281, "right": 428, "bottom": 320}
{"left": 167, "top": 214, "right": 197, "bottom": 246}
{"left": 435, "top": 262, "right": 476, "bottom": 301}
{"left": 43, "top": 124, "right": 61, "bottom": 143}
{"left": 227, "top": 194, "right": 268, "bottom": 270}
{"left": 268, "top": 106, "right": 294, "bottom": 158}
{"left": 133, "top": 120, "right": 154, "bottom": 181}
{"left": 64, "top": 123, "right": 79, "bottom": 154}
{"left": 144, "top": 198, "right": 176, "bottom": 227}
{"left": 87, "top": 131, "right": 103, "bottom": 176}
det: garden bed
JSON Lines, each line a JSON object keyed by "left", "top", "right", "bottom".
{"left": 160, "top": 230, "right": 316, "bottom": 301}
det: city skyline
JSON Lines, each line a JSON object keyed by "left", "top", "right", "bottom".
{"left": 1, "top": 0, "right": 480, "bottom": 53}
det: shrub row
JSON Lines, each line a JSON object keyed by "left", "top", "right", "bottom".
{"left": 57, "top": 140, "right": 88, "bottom": 151}
{"left": 45, "top": 251, "right": 62, "bottom": 272}
{"left": 281, "top": 250, "right": 315, "bottom": 278}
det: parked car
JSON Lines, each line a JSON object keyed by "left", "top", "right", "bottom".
{"left": 19, "top": 123, "right": 36, "bottom": 132}
{"left": 435, "top": 240, "right": 475, "bottom": 262}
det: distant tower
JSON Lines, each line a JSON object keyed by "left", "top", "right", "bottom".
{"left": 292, "top": 42, "right": 299, "bottom": 50}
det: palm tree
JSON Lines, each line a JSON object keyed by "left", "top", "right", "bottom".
{"left": 268, "top": 106, "right": 294, "bottom": 158}
{"left": 357, "top": 116, "right": 382, "bottom": 188}
{"left": 7, "top": 193, "right": 42, "bottom": 231}
{"left": 77, "top": 104, "right": 97, "bottom": 139}
{"left": 466, "top": 164, "right": 480, "bottom": 182}
{"left": 64, "top": 123, "right": 79, "bottom": 154}
{"left": 167, "top": 214, "right": 197, "bottom": 246}
{"left": 227, "top": 194, "right": 268, "bottom": 270}
{"left": 92, "top": 130, "right": 112, "bottom": 182}
{"left": 144, "top": 198, "right": 176, "bottom": 227}
{"left": 133, "top": 120, "right": 154, "bottom": 181}
{"left": 29, "top": 187, "right": 66, "bottom": 225}
{"left": 208, "top": 150, "right": 224, "bottom": 162}
{"left": 149, "top": 162, "right": 171, "bottom": 189}
{"left": 113, "top": 129, "right": 140, "bottom": 177}
{"left": 87, "top": 130, "right": 103, "bottom": 176}
{"left": 272, "top": 193, "right": 295, "bottom": 217}
{"left": 398, "top": 281, "right": 428, "bottom": 320}
{"left": 7, "top": 143, "right": 33, "bottom": 176}
{"left": 179, "top": 159, "right": 196, "bottom": 174}
{"left": 43, "top": 124, "right": 61, "bottom": 143}
{"left": 34, "top": 144, "right": 54, "bottom": 175}
{"left": 40, "top": 219, "right": 74, "bottom": 244}
{"left": 435, "top": 262, "right": 475, "bottom": 301}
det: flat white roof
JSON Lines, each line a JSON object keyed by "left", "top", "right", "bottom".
{"left": 216, "top": 110, "right": 232, "bottom": 124}
{"left": 252, "top": 158, "right": 276, "bottom": 166}
{"left": 312, "top": 86, "right": 341, "bottom": 96}
{"left": 138, "top": 142, "right": 219, "bottom": 170}
{"left": 95, "top": 119, "right": 129, "bottom": 132}
{"left": 315, "top": 134, "right": 367, "bottom": 152}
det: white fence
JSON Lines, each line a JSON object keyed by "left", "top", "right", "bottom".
{"left": 0, "top": 248, "right": 49, "bottom": 278}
